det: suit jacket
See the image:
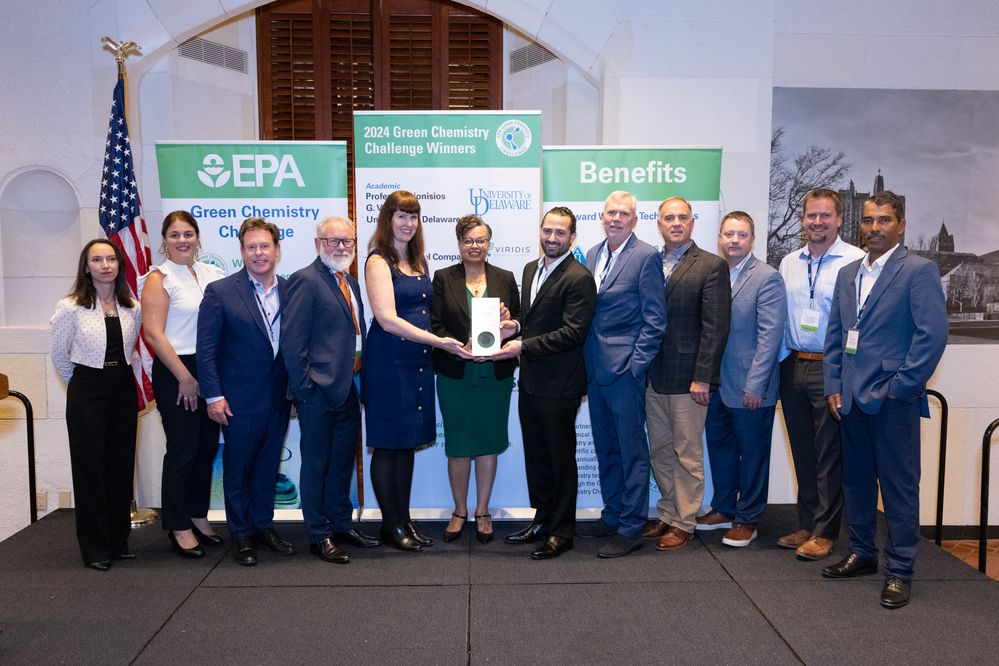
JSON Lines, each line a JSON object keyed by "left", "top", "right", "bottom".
{"left": 649, "top": 241, "right": 731, "bottom": 394}
{"left": 197, "top": 268, "right": 290, "bottom": 415}
{"left": 516, "top": 254, "right": 596, "bottom": 399}
{"left": 281, "top": 257, "right": 367, "bottom": 408}
{"left": 583, "top": 235, "right": 666, "bottom": 385}
{"left": 718, "top": 254, "right": 787, "bottom": 409}
{"left": 430, "top": 262, "right": 520, "bottom": 380}
{"left": 824, "top": 246, "right": 948, "bottom": 415}
{"left": 50, "top": 297, "right": 141, "bottom": 382}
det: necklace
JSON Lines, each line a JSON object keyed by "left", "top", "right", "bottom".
{"left": 466, "top": 274, "right": 486, "bottom": 297}
{"left": 99, "top": 296, "right": 117, "bottom": 318}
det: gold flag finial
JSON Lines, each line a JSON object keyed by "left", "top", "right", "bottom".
{"left": 101, "top": 36, "right": 141, "bottom": 77}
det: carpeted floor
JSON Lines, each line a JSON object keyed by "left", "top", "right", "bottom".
{"left": 1, "top": 505, "right": 997, "bottom": 665}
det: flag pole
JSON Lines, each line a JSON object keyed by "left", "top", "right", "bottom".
{"left": 102, "top": 36, "right": 159, "bottom": 529}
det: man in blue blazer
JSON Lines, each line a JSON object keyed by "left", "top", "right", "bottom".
{"left": 822, "top": 192, "right": 947, "bottom": 609}
{"left": 198, "top": 218, "right": 293, "bottom": 566}
{"left": 282, "top": 216, "right": 380, "bottom": 565}
{"left": 702, "top": 212, "right": 786, "bottom": 548}
{"left": 577, "top": 191, "right": 666, "bottom": 558}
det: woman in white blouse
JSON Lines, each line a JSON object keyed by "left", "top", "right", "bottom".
{"left": 140, "top": 211, "right": 225, "bottom": 558}
{"left": 50, "top": 239, "right": 141, "bottom": 571}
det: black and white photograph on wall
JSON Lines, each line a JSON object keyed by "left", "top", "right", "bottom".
{"left": 769, "top": 87, "right": 999, "bottom": 343}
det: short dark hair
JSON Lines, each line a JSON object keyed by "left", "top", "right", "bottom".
{"left": 865, "top": 191, "right": 905, "bottom": 221}
{"left": 455, "top": 214, "right": 492, "bottom": 241}
{"left": 68, "top": 239, "right": 135, "bottom": 309}
{"left": 720, "top": 210, "right": 755, "bottom": 236}
{"left": 160, "top": 210, "right": 201, "bottom": 257}
{"left": 238, "top": 217, "right": 281, "bottom": 246}
{"left": 803, "top": 188, "right": 842, "bottom": 216}
{"left": 543, "top": 206, "right": 576, "bottom": 234}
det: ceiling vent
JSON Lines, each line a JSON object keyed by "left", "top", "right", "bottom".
{"left": 179, "top": 37, "right": 248, "bottom": 74}
{"left": 509, "top": 42, "right": 557, "bottom": 74}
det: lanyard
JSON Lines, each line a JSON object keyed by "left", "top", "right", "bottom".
{"left": 806, "top": 252, "right": 826, "bottom": 304}
{"left": 253, "top": 289, "right": 279, "bottom": 342}
{"left": 856, "top": 273, "right": 871, "bottom": 323}
{"left": 598, "top": 242, "right": 615, "bottom": 283}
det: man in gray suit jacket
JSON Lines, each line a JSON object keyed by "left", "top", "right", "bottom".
{"left": 577, "top": 191, "right": 666, "bottom": 558}
{"left": 643, "top": 197, "right": 731, "bottom": 551}
{"left": 701, "top": 212, "right": 787, "bottom": 547}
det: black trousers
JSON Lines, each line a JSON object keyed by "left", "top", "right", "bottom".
{"left": 153, "top": 355, "right": 221, "bottom": 531}
{"left": 65, "top": 363, "right": 137, "bottom": 564}
{"left": 518, "top": 391, "right": 581, "bottom": 539}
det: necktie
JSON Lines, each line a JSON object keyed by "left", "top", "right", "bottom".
{"left": 336, "top": 272, "right": 362, "bottom": 373}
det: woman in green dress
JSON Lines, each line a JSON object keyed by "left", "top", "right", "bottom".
{"left": 431, "top": 215, "right": 520, "bottom": 544}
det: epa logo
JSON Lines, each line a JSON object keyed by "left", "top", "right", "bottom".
{"left": 197, "top": 153, "right": 305, "bottom": 188}
{"left": 495, "top": 120, "right": 532, "bottom": 157}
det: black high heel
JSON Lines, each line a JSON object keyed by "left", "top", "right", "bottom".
{"left": 380, "top": 526, "right": 423, "bottom": 552}
{"left": 475, "top": 513, "right": 493, "bottom": 544}
{"left": 405, "top": 521, "right": 433, "bottom": 547}
{"left": 168, "top": 531, "right": 205, "bottom": 559}
{"left": 192, "top": 524, "right": 225, "bottom": 547}
{"left": 443, "top": 512, "right": 468, "bottom": 543}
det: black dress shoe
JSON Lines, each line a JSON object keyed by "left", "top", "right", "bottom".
{"left": 531, "top": 536, "right": 573, "bottom": 560}
{"left": 505, "top": 523, "right": 547, "bottom": 545}
{"left": 169, "top": 531, "right": 206, "bottom": 559}
{"left": 881, "top": 576, "right": 911, "bottom": 609}
{"left": 404, "top": 521, "right": 433, "bottom": 547}
{"left": 310, "top": 537, "right": 350, "bottom": 564}
{"left": 192, "top": 525, "right": 225, "bottom": 547}
{"left": 474, "top": 513, "right": 493, "bottom": 544}
{"left": 254, "top": 528, "right": 296, "bottom": 555}
{"left": 597, "top": 533, "right": 643, "bottom": 558}
{"left": 85, "top": 560, "right": 112, "bottom": 572}
{"left": 821, "top": 553, "right": 878, "bottom": 579}
{"left": 380, "top": 527, "right": 423, "bottom": 552}
{"left": 233, "top": 536, "right": 258, "bottom": 566}
{"left": 113, "top": 543, "right": 136, "bottom": 560}
{"left": 575, "top": 518, "right": 617, "bottom": 539}
{"left": 443, "top": 512, "right": 468, "bottom": 543}
{"left": 332, "top": 528, "right": 382, "bottom": 548}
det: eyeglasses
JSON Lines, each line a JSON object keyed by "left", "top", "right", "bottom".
{"left": 461, "top": 238, "right": 490, "bottom": 247}
{"left": 317, "top": 237, "right": 356, "bottom": 248}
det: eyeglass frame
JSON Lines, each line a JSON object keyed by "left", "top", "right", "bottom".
{"left": 317, "top": 237, "right": 356, "bottom": 248}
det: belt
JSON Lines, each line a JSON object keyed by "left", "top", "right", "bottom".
{"left": 790, "top": 350, "right": 823, "bottom": 362}
{"left": 103, "top": 361, "right": 119, "bottom": 367}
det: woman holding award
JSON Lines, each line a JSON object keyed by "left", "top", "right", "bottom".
{"left": 431, "top": 215, "right": 520, "bottom": 544}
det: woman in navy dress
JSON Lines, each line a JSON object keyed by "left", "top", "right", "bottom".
{"left": 363, "top": 190, "right": 471, "bottom": 551}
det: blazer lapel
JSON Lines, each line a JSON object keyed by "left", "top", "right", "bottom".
{"left": 859, "top": 247, "right": 905, "bottom": 325}
{"left": 532, "top": 257, "right": 570, "bottom": 308}
{"left": 315, "top": 257, "right": 354, "bottom": 322}
{"left": 523, "top": 263, "right": 539, "bottom": 313}
{"left": 446, "top": 264, "right": 470, "bottom": 319}
{"left": 730, "top": 255, "right": 756, "bottom": 300}
{"left": 237, "top": 269, "right": 272, "bottom": 343}
{"left": 666, "top": 243, "right": 698, "bottom": 297}
{"left": 600, "top": 235, "right": 636, "bottom": 292}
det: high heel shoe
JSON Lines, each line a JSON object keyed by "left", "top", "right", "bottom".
{"left": 475, "top": 513, "right": 494, "bottom": 544}
{"left": 168, "top": 531, "right": 205, "bottom": 559}
{"left": 443, "top": 512, "right": 468, "bottom": 543}
{"left": 192, "top": 524, "right": 225, "bottom": 547}
{"left": 380, "top": 526, "right": 423, "bottom": 552}
{"left": 404, "top": 521, "right": 433, "bottom": 547}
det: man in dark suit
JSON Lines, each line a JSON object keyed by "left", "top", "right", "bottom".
{"left": 494, "top": 206, "right": 596, "bottom": 560}
{"left": 198, "top": 218, "right": 293, "bottom": 566}
{"left": 282, "top": 216, "right": 380, "bottom": 565}
{"left": 822, "top": 192, "right": 947, "bottom": 609}
{"left": 576, "top": 191, "right": 666, "bottom": 558}
{"left": 702, "top": 212, "right": 786, "bottom": 547}
{"left": 643, "top": 197, "right": 731, "bottom": 551}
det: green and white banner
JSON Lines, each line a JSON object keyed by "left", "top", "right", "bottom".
{"left": 354, "top": 111, "right": 542, "bottom": 516}
{"left": 542, "top": 145, "right": 724, "bottom": 510}
{"left": 155, "top": 140, "right": 349, "bottom": 515}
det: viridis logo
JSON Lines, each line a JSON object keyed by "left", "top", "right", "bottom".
{"left": 197, "top": 154, "right": 231, "bottom": 188}
{"left": 495, "top": 119, "right": 532, "bottom": 157}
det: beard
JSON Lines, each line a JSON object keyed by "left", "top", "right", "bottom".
{"left": 320, "top": 252, "right": 353, "bottom": 273}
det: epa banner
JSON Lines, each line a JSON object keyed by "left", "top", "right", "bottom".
{"left": 542, "top": 146, "right": 723, "bottom": 511}
{"left": 354, "top": 111, "right": 541, "bottom": 517}
{"left": 155, "top": 141, "right": 348, "bottom": 515}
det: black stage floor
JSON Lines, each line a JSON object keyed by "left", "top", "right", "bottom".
{"left": 1, "top": 505, "right": 997, "bottom": 665}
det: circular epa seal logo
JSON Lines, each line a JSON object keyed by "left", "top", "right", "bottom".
{"left": 476, "top": 331, "right": 496, "bottom": 348}
{"left": 198, "top": 252, "right": 227, "bottom": 275}
{"left": 495, "top": 119, "right": 532, "bottom": 157}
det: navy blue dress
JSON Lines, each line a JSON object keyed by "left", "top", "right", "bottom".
{"left": 362, "top": 250, "right": 436, "bottom": 449}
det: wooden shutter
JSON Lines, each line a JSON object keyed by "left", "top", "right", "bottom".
{"left": 259, "top": 3, "right": 317, "bottom": 139}
{"left": 447, "top": 13, "right": 499, "bottom": 109}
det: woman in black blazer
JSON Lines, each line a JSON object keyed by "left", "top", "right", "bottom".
{"left": 431, "top": 215, "right": 520, "bottom": 544}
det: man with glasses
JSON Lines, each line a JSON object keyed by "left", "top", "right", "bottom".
{"left": 281, "top": 216, "right": 381, "bottom": 564}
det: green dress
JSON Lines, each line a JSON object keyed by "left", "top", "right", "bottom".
{"left": 436, "top": 287, "right": 514, "bottom": 457}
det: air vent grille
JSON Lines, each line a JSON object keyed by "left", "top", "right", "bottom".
{"left": 179, "top": 37, "right": 249, "bottom": 74}
{"left": 509, "top": 42, "right": 556, "bottom": 74}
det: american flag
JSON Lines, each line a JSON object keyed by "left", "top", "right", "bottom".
{"left": 99, "top": 75, "right": 155, "bottom": 410}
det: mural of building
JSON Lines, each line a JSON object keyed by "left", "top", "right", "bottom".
{"left": 914, "top": 221, "right": 999, "bottom": 315}
{"left": 838, "top": 170, "right": 906, "bottom": 247}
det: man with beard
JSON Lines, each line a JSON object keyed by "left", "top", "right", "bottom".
{"left": 494, "top": 207, "right": 596, "bottom": 560}
{"left": 281, "top": 216, "right": 381, "bottom": 564}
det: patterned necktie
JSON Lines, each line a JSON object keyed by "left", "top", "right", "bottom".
{"left": 335, "top": 272, "right": 362, "bottom": 373}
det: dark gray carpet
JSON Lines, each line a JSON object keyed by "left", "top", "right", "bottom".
{"left": 1, "top": 506, "right": 998, "bottom": 664}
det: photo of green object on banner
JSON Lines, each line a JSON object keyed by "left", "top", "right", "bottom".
{"left": 354, "top": 110, "right": 542, "bottom": 519}
{"left": 155, "top": 140, "right": 348, "bottom": 517}
{"left": 542, "top": 145, "right": 723, "bottom": 512}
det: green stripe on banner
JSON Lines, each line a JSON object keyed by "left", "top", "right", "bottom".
{"left": 156, "top": 142, "right": 347, "bottom": 198}
{"left": 354, "top": 112, "right": 541, "bottom": 168}
{"left": 542, "top": 147, "right": 722, "bottom": 202}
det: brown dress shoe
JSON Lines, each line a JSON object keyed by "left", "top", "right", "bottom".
{"left": 656, "top": 526, "right": 693, "bottom": 551}
{"left": 721, "top": 523, "right": 757, "bottom": 548}
{"left": 642, "top": 520, "right": 670, "bottom": 539}
{"left": 694, "top": 510, "right": 732, "bottom": 531}
{"left": 796, "top": 536, "right": 834, "bottom": 560}
{"left": 776, "top": 528, "right": 812, "bottom": 549}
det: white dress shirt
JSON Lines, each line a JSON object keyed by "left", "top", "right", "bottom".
{"left": 855, "top": 243, "right": 901, "bottom": 318}
{"left": 531, "top": 250, "right": 572, "bottom": 303}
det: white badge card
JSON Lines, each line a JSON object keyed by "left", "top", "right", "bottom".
{"left": 355, "top": 334, "right": 363, "bottom": 355}
{"left": 799, "top": 308, "right": 821, "bottom": 332}
{"left": 471, "top": 297, "right": 501, "bottom": 356}
{"left": 845, "top": 329, "right": 859, "bottom": 355}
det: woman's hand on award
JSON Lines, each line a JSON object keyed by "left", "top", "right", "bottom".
{"left": 439, "top": 336, "right": 474, "bottom": 360}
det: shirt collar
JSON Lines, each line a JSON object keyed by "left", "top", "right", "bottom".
{"left": 731, "top": 253, "right": 753, "bottom": 275}
{"left": 863, "top": 243, "right": 900, "bottom": 271}
{"left": 664, "top": 240, "right": 693, "bottom": 261}
{"left": 248, "top": 274, "right": 277, "bottom": 294}
{"left": 538, "top": 250, "right": 571, "bottom": 272}
{"left": 798, "top": 236, "right": 851, "bottom": 261}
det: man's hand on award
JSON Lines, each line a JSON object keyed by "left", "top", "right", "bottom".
{"left": 439, "top": 336, "right": 474, "bottom": 360}
{"left": 491, "top": 339, "right": 522, "bottom": 360}
{"left": 499, "top": 301, "right": 511, "bottom": 321}
{"left": 499, "top": 320, "right": 519, "bottom": 340}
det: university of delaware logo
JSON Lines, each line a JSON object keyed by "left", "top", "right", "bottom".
{"left": 197, "top": 154, "right": 230, "bottom": 188}
{"left": 495, "top": 119, "right": 532, "bottom": 157}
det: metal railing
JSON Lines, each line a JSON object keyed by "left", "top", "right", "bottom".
{"left": 980, "top": 418, "right": 999, "bottom": 573}
{"left": 927, "top": 389, "right": 948, "bottom": 546}
{"left": 3, "top": 390, "right": 37, "bottom": 523}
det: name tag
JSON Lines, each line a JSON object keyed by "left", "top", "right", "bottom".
{"left": 799, "top": 308, "right": 821, "bottom": 332}
{"left": 845, "top": 329, "right": 859, "bottom": 355}
{"left": 355, "top": 334, "right": 363, "bottom": 355}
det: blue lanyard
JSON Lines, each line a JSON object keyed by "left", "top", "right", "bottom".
{"left": 599, "top": 242, "right": 615, "bottom": 282}
{"left": 807, "top": 252, "right": 825, "bottom": 303}
{"left": 253, "top": 289, "right": 279, "bottom": 342}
